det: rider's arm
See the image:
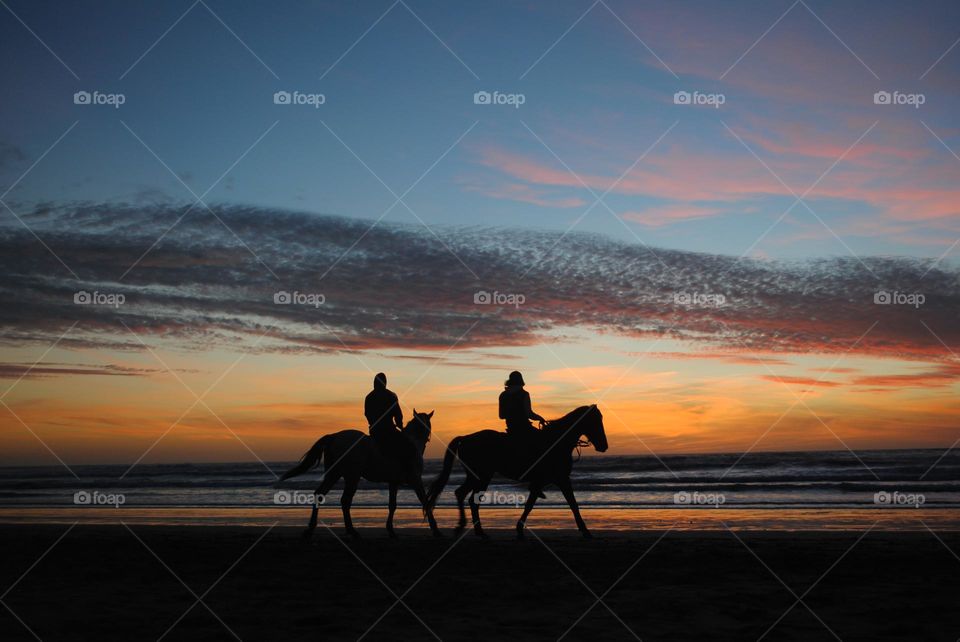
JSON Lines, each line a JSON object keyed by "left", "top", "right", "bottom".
{"left": 363, "top": 393, "right": 373, "bottom": 426}
{"left": 525, "top": 392, "right": 545, "bottom": 423}
{"left": 392, "top": 394, "right": 404, "bottom": 429}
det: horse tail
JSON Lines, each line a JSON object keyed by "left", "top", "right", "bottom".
{"left": 426, "top": 436, "right": 462, "bottom": 510}
{"left": 279, "top": 435, "right": 328, "bottom": 481}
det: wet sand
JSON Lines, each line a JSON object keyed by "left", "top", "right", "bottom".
{"left": 2, "top": 524, "right": 959, "bottom": 640}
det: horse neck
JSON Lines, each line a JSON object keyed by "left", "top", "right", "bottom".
{"left": 402, "top": 423, "right": 430, "bottom": 453}
{"left": 545, "top": 413, "right": 587, "bottom": 450}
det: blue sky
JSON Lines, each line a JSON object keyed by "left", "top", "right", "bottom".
{"left": 3, "top": 0, "right": 960, "bottom": 261}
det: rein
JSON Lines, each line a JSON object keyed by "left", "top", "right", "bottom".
{"left": 574, "top": 438, "right": 590, "bottom": 461}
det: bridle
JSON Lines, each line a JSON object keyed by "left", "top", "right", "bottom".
{"left": 574, "top": 437, "right": 591, "bottom": 461}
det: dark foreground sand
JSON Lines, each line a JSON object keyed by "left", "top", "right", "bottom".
{"left": 2, "top": 525, "right": 958, "bottom": 641}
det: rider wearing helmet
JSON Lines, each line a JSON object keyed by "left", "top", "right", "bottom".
{"left": 499, "top": 371, "right": 545, "bottom": 434}
{"left": 499, "top": 371, "right": 548, "bottom": 498}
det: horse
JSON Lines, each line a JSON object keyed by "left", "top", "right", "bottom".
{"left": 278, "top": 410, "right": 441, "bottom": 539}
{"left": 426, "top": 404, "right": 607, "bottom": 539}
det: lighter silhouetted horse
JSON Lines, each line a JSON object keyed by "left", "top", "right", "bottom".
{"left": 279, "top": 410, "right": 440, "bottom": 538}
{"left": 426, "top": 405, "right": 607, "bottom": 539}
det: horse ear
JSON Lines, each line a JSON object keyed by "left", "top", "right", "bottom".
{"left": 413, "top": 407, "right": 417, "bottom": 415}
{"left": 427, "top": 410, "right": 434, "bottom": 418}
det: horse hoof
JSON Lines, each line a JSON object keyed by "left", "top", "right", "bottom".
{"left": 432, "top": 530, "right": 444, "bottom": 538}
{"left": 300, "top": 529, "right": 314, "bottom": 542}
{"left": 581, "top": 530, "right": 593, "bottom": 540}
{"left": 388, "top": 531, "right": 399, "bottom": 539}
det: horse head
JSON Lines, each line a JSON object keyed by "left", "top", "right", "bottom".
{"left": 404, "top": 408, "right": 434, "bottom": 446}
{"left": 544, "top": 405, "right": 608, "bottom": 453}
{"left": 582, "top": 404, "right": 608, "bottom": 452}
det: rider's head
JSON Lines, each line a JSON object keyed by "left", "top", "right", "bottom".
{"left": 374, "top": 372, "right": 387, "bottom": 389}
{"left": 505, "top": 371, "right": 525, "bottom": 388}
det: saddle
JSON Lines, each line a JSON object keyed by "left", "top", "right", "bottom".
{"left": 366, "top": 433, "right": 419, "bottom": 480}
{"left": 503, "top": 431, "right": 544, "bottom": 481}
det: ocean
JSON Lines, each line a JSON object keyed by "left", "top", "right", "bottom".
{"left": 1, "top": 449, "right": 958, "bottom": 530}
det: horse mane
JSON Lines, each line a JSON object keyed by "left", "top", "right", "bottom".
{"left": 542, "top": 405, "right": 595, "bottom": 434}
{"left": 402, "top": 413, "right": 431, "bottom": 442}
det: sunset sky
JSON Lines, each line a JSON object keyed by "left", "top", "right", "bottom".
{"left": 1, "top": 0, "right": 959, "bottom": 466}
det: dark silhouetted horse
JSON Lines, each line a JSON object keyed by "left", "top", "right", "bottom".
{"left": 427, "top": 405, "right": 607, "bottom": 539}
{"left": 279, "top": 410, "right": 440, "bottom": 539}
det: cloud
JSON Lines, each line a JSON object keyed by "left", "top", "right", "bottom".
{"left": 758, "top": 375, "right": 842, "bottom": 388}
{"left": 0, "top": 142, "right": 27, "bottom": 170}
{"left": 0, "top": 362, "right": 175, "bottom": 379}
{"left": 1, "top": 202, "right": 958, "bottom": 368}
{"left": 850, "top": 363, "right": 960, "bottom": 389}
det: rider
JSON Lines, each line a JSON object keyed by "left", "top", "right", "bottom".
{"left": 365, "top": 373, "right": 416, "bottom": 473}
{"left": 499, "top": 371, "right": 547, "bottom": 497}
{"left": 499, "top": 371, "right": 545, "bottom": 435}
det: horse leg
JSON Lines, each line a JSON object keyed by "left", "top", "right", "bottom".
{"left": 409, "top": 475, "right": 442, "bottom": 537}
{"left": 516, "top": 484, "right": 542, "bottom": 540}
{"left": 386, "top": 482, "right": 398, "bottom": 538}
{"left": 557, "top": 479, "right": 591, "bottom": 539}
{"left": 341, "top": 473, "right": 361, "bottom": 539}
{"left": 453, "top": 481, "right": 471, "bottom": 534}
{"left": 304, "top": 467, "right": 341, "bottom": 541}
{"left": 469, "top": 476, "right": 492, "bottom": 539}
